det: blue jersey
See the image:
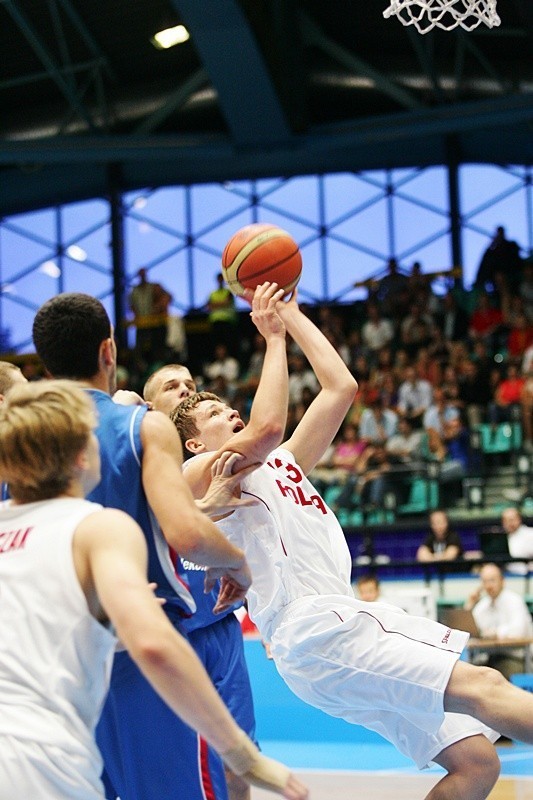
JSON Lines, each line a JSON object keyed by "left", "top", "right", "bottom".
{"left": 180, "top": 559, "right": 241, "bottom": 632}
{"left": 88, "top": 390, "right": 228, "bottom": 800}
{"left": 86, "top": 390, "right": 195, "bottom": 620}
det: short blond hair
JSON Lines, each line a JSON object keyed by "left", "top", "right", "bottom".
{"left": 0, "top": 361, "right": 25, "bottom": 396}
{"left": 0, "top": 380, "right": 96, "bottom": 503}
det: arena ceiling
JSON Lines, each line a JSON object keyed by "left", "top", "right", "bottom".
{"left": 1, "top": 0, "right": 532, "bottom": 216}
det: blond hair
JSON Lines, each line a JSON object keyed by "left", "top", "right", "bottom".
{"left": 0, "top": 361, "right": 24, "bottom": 396}
{"left": 0, "top": 380, "right": 96, "bottom": 503}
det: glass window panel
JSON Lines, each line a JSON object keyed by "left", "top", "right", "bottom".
{"left": 125, "top": 187, "right": 186, "bottom": 230}
{"left": 325, "top": 237, "right": 383, "bottom": 303}
{"left": 258, "top": 176, "right": 319, "bottom": 227}
{"left": 61, "top": 199, "right": 109, "bottom": 241}
{"left": 0, "top": 228, "right": 55, "bottom": 282}
{"left": 332, "top": 199, "right": 390, "bottom": 264}
{"left": 324, "top": 172, "right": 386, "bottom": 224}
{"left": 192, "top": 183, "right": 250, "bottom": 232}
{"left": 61, "top": 260, "right": 112, "bottom": 297}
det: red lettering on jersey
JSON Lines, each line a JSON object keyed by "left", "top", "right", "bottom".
{"left": 275, "top": 482, "right": 328, "bottom": 515}
{"left": 267, "top": 457, "right": 303, "bottom": 484}
{"left": 0, "top": 526, "right": 33, "bottom": 554}
{"left": 275, "top": 480, "right": 297, "bottom": 502}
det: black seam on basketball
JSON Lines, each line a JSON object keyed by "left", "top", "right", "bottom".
{"left": 237, "top": 246, "right": 301, "bottom": 281}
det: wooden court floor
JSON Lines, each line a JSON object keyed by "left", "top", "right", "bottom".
{"left": 253, "top": 772, "right": 533, "bottom": 800}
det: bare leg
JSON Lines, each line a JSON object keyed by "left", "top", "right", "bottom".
{"left": 444, "top": 660, "right": 533, "bottom": 742}
{"left": 225, "top": 767, "right": 251, "bottom": 800}
{"left": 425, "top": 735, "right": 500, "bottom": 800}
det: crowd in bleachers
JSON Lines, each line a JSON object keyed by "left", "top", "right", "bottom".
{"left": 112, "top": 230, "right": 532, "bottom": 518}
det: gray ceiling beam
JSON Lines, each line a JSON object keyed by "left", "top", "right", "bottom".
{"left": 134, "top": 69, "right": 209, "bottom": 135}
{"left": 3, "top": 0, "right": 97, "bottom": 131}
{"left": 56, "top": 0, "right": 118, "bottom": 82}
{"left": 170, "top": 0, "right": 291, "bottom": 146}
{"left": 300, "top": 12, "right": 424, "bottom": 111}
{"left": 2, "top": 93, "right": 531, "bottom": 165}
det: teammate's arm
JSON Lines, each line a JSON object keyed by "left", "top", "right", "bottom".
{"left": 277, "top": 291, "right": 358, "bottom": 475}
{"left": 140, "top": 410, "right": 251, "bottom": 590}
{"left": 184, "top": 282, "right": 289, "bottom": 497}
{"left": 74, "top": 510, "right": 308, "bottom": 800}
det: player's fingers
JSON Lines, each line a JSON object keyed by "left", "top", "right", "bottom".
{"left": 283, "top": 775, "right": 309, "bottom": 800}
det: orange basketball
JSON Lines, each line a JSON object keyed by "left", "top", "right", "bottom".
{"left": 221, "top": 223, "right": 302, "bottom": 297}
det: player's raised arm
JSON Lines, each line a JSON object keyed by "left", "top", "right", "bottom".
{"left": 277, "top": 290, "right": 358, "bottom": 474}
{"left": 178, "top": 282, "right": 289, "bottom": 498}
{"left": 75, "top": 509, "right": 308, "bottom": 800}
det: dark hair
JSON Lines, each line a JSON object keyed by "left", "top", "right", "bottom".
{"left": 33, "top": 293, "right": 111, "bottom": 379}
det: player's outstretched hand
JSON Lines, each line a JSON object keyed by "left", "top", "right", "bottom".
{"left": 247, "top": 282, "right": 286, "bottom": 341}
{"left": 196, "top": 451, "right": 261, "bottom": 518}
{"left": 222, "top": 730, "right": 309, "bottom": 800}
{"left": 113, "top": 389, "right": 151, "bottom": 407}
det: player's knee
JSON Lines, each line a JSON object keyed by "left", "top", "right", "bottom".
{"left": 473, "top": 665, "right": 508, "bottom": 699}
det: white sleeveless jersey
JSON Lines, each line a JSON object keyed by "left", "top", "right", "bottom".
{"left": 0, "top": 497, "right": 117, "bottom": 789}
{"left": 189, "top": 448, "right": 354, "bottom": 643}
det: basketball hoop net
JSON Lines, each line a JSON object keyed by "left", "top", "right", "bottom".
{"left": 383, "top": 0, "right": 500, "bottom": 34}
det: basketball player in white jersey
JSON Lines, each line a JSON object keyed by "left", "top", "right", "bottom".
{"left": 173, "top": 284, "right": 533, "bottom": 800}
{"left": 0, "top": 380, "right": 308, "bottom": 800}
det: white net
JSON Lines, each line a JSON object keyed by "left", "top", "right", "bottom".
{"left": 383, "top": 0, "right": 501, "bottom": 34}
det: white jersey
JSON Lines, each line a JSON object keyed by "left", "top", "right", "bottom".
{"left": 0, "top": 497, "right": 117, "bottom": 799}
{"left": 189, "top": 447, "right": 498, "bottom": 769}
{"left": 209, "top": 447, "right": 354, "bottom": 642}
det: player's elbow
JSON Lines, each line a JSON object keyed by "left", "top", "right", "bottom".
{"left": 344, "top": 374, "right": 359, "bottom": 400}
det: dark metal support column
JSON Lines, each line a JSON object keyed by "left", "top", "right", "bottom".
{"left": 107, "top": 164, "right": 127, "bottom": 350}
{"left": 446, "top": 136, "right": 463, "bottom": 282}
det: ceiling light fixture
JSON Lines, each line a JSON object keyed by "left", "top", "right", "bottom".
{"left": 150, "top": 24, "right": 190, "bottom": 50}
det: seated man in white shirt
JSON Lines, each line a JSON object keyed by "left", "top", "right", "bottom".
{"left": 465, "top": 563, "right": 533, "bottom": 680}
{"left": 501, "top": 507, "right": 533, "bottom": 575}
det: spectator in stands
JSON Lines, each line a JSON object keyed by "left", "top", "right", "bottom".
{"left": 459, "top": 358, "right": 492, "bottom": 428}
{"left": 465, "top": 563, "right": 533, "bottom": 680}
{"left": 524, "top": 342, "right": 533, "bottom": 375}
{"left": 379, "top": 373, "right": 399, "bottom": 413}
{"left": 397, "top": 365, "right": 433, "bottom": 428}
{"left": 421, "top": 425, "right": 467, "bottom": 507}
{"left": 203, "top": 342, "right": 240, "bottom": 400}
{"left": 506, "top": 310, "right": 533, "bottom": 361}
{"left": 414, "top": 346, "right": 443, "bottom": 387}
{"left": 501, "top": 508, "right": 533, "bottom": 571}
{"left": 521, "top": 363, "right": 533, "bottom": 452}
{"left": 436, "top": 291, "right": 470, "bottom": 343}
{"left": 423, "top": 386, "right": 460, "bottom": 437}
{"left": 359, "top": 395, "right": 398, "bottom": 446}
{"left": 416, "top": 510, "right": 464, "bottom": 563}
{"left": 385, "top": 417, "right": 424, "bottom": 465}
{"left": 238, "top": 332, "right": 266, "bottom": 398}
{"left": 475, "top": 226, "right": 523, "bottom": 294}
{"left": 468, "top": 292, "right": 504, "bottom": 354}
{"left": 325, "top": 422, "right": 368, "bottom": 513}
{"left": 519, "top": 262, "right": 533, "bottom": 323}
{"left": 128, "top": 267, "right": 172, "bottom": 364}
{"left": 360, "top": 302, "right": 394, "bottom": 362}
{"left": 207, "top": 272, "right": 239, "bottom": 353}
{"left": 370, "top": 257, "right": 410, "bottom": 323}
{"left": 487, "top": 362, "right": 525, "bottom": 427}
{"left": 287, "top": 353, "right": 319, "bottom": 406}
{"left": 356, "top": 574, "right": 381, "bottom": 602}
{"left": 352, "top": 443, "right": 395, "bottom": 510}
{"left": 400, "top": 303, "right": 435, "bottom": 359}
